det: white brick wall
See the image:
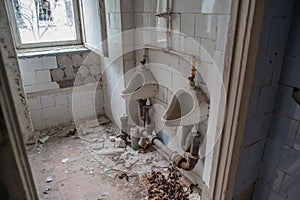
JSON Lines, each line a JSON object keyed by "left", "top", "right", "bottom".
{"left": 235, "top": 0, "right": 300, "bottom": 199}
{"left": 28, "top": 87, "right": 104, "bottom": 130}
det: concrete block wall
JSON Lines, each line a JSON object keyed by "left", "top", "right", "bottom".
{"left": 252, "top": 1, "right": 300, "bottom": 199}
{"left": 18, "top": 56, "right": 60, "bottom": 93}
{"left": 18, "top": 51, "right": 104, "bottom": 131}
{"left": 233, "top": 0, "right": 297, "bottom": 198}
{"left": 26, "top": 85, "right": 104, "bottom": 130}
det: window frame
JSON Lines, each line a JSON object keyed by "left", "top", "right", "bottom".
{"left": 6, "top": 0, "right": 83, "bottom": 49}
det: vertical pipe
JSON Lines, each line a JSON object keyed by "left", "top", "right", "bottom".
{"left": 166, "top": 0, "right": 170, "bottom": 51}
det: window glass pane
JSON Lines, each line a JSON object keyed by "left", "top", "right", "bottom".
{"left": 13, "top": 0, "right": 77, "bottom": 44}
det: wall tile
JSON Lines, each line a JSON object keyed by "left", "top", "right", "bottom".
{"left": 279, "top": 173, "right": 300, "bottom": 199}
{"left": 36, "top": 70, "right": 51, "bottom": 84}
{"left": 274, "top": 85, "right": 293, "bottom": 115}
{"left": 269, "top": 113, "right": 299, "bottom": 146}
{"left": 264, "top": 0, "right": 296, "bottom": 18}
{"left": 267, "top": 169, "right": 285, "bottom": 192}
{"left": 279, "top": 145, "right": 300, "bottom": 174}
{"left": 267, "top": 190, "right": 285, "bottom": 200}
{"left": 247, "top": 87, "right": 260, "bottom": 119}
{"left": 42, "top": 107, "right": 57, "bottom": 120}
{"left": 27, "top": 98, "right": 42, "bottom": 111}
{"left": 252, "top": 181, "right": 269, "bottom": 200}
{"left": 181, "top": 14, "right": 195, "bottom": 37}
{"left": 294, "top": 128, "right": 300, "bottom": 151}
{"left": 41, "top": 95, "right": 55, "bottom": 108}
{"left": 257, "top": 85, "right": 278, "bottom": 115}
{"left": 217, "top": 0, "right": 231, "bottom": 14}
{"left": 252, "top": 53, "right": 275, "bottom": 87}
{"left": 216, "top": 15, "right": 229, "bottom": 51}
{"left": 54, "top": 94, "right": 68, "bottom": 106}
{"left": 243, "top": 118, "right": 262, "bottom": 147}
{"left": 173, "top": 0, "right": 201, "bottom": 13}
{"left": 280, "top": 55, "right": 300, "bottom": 88}
{"left": 42, "top": 56, "right": 58, "bottom": 69}
{"left": 267, "top": 18, "right": 291, "bottom": 54}
{"left": 259, "top": 139, "right": 283, "bottom": 184}
{"left": 288, "top": 97, "right": 300, "bottom": 121}
{"left": 201, "top": 0, "right": 217, "bottom": 13}
{"left": 234, "top": 148, "right": 250, "bottom": 196}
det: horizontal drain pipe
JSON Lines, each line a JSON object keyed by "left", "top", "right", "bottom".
{"left": 150, "top": 132, "right": 201, "bottom": 171}
{"left": 120, "top": 116, "right": 202, "bottom": 171}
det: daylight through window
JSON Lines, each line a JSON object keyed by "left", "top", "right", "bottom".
{"left": 12, "top": 0, "right": 80, "bottom": 46}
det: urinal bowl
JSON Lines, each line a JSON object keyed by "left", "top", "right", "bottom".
{"left": 162, "top": 87, "right": 209, "bottom": 127}
{"left": 121, "top": 67, "right": 158, "bottom": 101}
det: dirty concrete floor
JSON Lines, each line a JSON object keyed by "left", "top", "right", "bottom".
{"left": 26, "top": 118, "right": 174, "bottom": 200}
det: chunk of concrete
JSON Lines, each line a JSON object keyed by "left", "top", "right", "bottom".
{"left": 98, "top": 147, "right": 125, "bottom": 155}
{"left": 78, "top": 67, "right": 90, "bottom": 77}
{"left": 84, "top": 76, "right": 96, "bottom": 84}
{"left": 72, "top": 54, "right": 82, "bottom": 68}
{"left": 89, "top": 65, "right": 101, "bottom": 76}
{"left": 51, "top": 68, "right": 65, "bottom": 81}
{"left": 64, "top": 66, "right": 76, "bottom": 79}
{"left": 57, "top": 55, "right": 72, "bottom": 68}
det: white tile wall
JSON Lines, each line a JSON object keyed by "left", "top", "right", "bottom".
{"left": 41, "top": 95, "right": 55, "bottom": 108}
{"left": 181, "top": 14, "right": 195, "bottom": 37}
{"left": 36, "top": 70, "right": 52, "bottom": 84}
{"left": 236, "top": 0, "right": 299, "bottom": 198}
{"left": 173, "top": 0, "right": 201, "bottom": 13}
{"left": 216, "top": 15, "right": 230, "bottom": 51}
{"left": 54, "top": 94, "right": 68, "bottom": 106}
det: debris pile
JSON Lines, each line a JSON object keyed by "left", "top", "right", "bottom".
{"left": 146, "top": 166, "right": 190, "bottom": 200}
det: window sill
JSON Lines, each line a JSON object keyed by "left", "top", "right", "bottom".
{"left": 17, "top": 45, "right": 90, "bottom": 58}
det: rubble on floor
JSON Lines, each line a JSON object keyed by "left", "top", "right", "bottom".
{"left": 26, "top": 116, "right": 201, "bottom": 199}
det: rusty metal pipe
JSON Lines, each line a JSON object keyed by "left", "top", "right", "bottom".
{"left": 151, "top": 131, "right": 201, "bottom": 171}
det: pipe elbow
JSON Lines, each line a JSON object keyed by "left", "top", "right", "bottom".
{"left": 171, "top": 153, "right": 199, "bottom": 171}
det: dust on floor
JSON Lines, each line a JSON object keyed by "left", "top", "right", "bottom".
{"left": 26, "top": 117, "right": 200, "bottom": 200}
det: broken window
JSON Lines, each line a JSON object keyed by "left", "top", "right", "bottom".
{"left": 8, "top": 0, "right": 81, "bottom": 48}
{"left": 6, "top": 0, "right": 107, "bottom": 56}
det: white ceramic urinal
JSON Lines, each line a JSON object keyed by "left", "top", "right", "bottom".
{"left": 162, "top": 87, "right": 209, "bottom": 126}
{"left": 121, "top": 66, "right": 158, "bottom": 100}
